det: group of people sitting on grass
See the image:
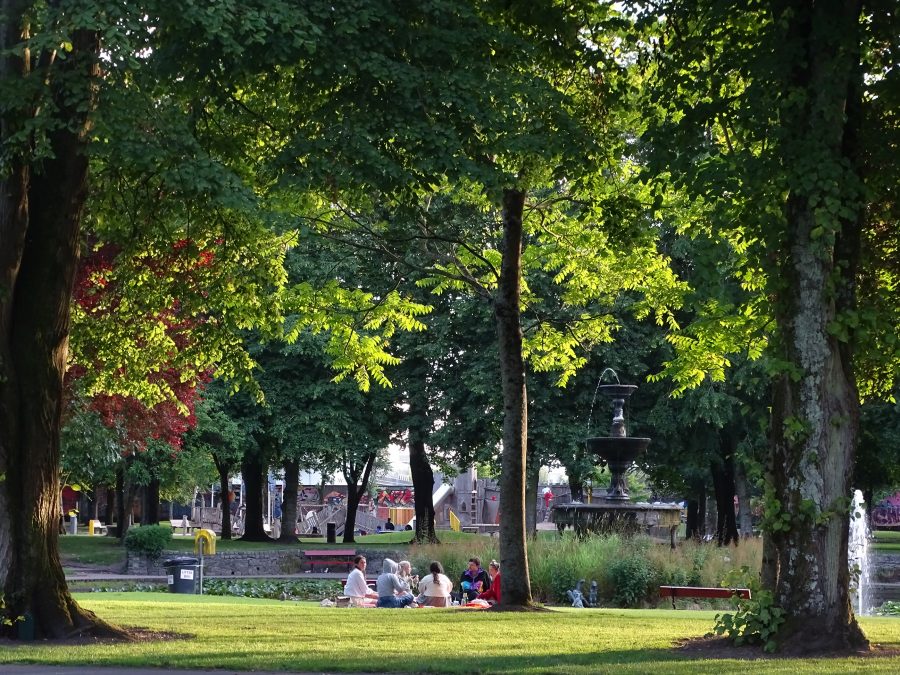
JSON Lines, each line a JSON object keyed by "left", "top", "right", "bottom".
{"left": 343, "top": 554, "right": 501, "bottom": 608}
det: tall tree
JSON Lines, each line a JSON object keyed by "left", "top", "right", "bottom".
{"left": 1, "top": 0, "right": 453, "bottom": 635}
{"left": 638, "top": 0, "right": 900, "bottom": 650}
{"left": 0, "top": 0, "right": 114, "bottom": 637}
{"left": 184, "top": 382, "right": 248, "bottom": 540}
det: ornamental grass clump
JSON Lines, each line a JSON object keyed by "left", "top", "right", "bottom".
{"left": 646, "top": 537, "right": 763, "bottom": 590}
{"left": 411, "top": 531, "right": 762, "bottom": 607}
{"left": 408, "top": 540, "right": 498, "bottom": 582}
{"left": 528, "top": 533, "right": 624, "bottom": 603}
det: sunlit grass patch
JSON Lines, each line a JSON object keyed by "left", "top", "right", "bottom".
{"left": 1, "top": 594, "right": 899, "bottom": 673}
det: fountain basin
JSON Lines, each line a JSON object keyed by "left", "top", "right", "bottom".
{"left": 595, "top": 384, "right": 638, "bottom": 399}
{"left": 552, "top": 501, "right": 683, "bottom": 545}
{"left": 586, "top": 436, "right": 650, "bottom": 465}
{"left": 586, "top": 436, "right": 650, "bottom": 501}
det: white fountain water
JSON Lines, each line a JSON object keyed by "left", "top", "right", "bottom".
{"left": 586, "top": 367, "right": 621, "bottom": 435}
{"left": 848, "top": 489, "right": 872, "bottom": 616}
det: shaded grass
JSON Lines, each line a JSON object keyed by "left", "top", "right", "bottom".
{"left": 58, "top": 534, "right": 126, "bottom": 567}
{"left": 156, "top": 527, "right": 485, "bottom": 552}
{"left": 1, "top": 594, "right": 899, "bottom": 673}
{"left": 60, "top": 527, "right": 491, "bottom": 563}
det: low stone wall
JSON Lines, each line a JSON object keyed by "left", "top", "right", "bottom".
{"left": 126, "top": 547, "right": 403, "bottom": 577}
{"left": 873, "top": 552, "right": 900, "bottom": 583}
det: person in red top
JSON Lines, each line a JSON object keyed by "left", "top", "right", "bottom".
{"left": 477, "top": 560, "right": 501, "bottom": 605}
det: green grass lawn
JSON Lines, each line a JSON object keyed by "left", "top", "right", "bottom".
{"left": 2, "top": 594, "right": 899, "bottom": 673}
{"left": 58, "top": 534, "right": 127, "bottom": 567}
{"left": 58, "top": 527, "right": 490, "bottom": 563}
{"left": 872, "top": 529, "right": 900, "bottom": 553}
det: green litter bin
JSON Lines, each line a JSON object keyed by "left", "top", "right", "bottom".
{"left": 164, "top": 556, "right": 201, "bottom": 594}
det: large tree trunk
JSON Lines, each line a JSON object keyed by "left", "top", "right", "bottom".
{"left": 409, "top": 438, "right": 438, "bottom": 544}
{"left": 494, "top": 188, "right": 531, "bottom": 607}
{"left": 141, "top": 478, "right": 160, "bottom": 526}
{"left": 116, "top": 458, "right": 138, "bottom": 540}
{"left": 104, "top": 485, "right": 115, "bottom": 530}
{"left": 567, "top": 471, "right": 584, "bottom": 503}
{"left": 685, "top": 499, "right": 699, "bottom": 541}
{"left": 239, "top": 455, "right": 270, "bottom": 542}
{"left": 0, "top": 13, "right": 118, "bottom": 637}
{"left": 212, "top": 454, "right": 233, "bottom": 540}
{"left": 734, "top": 461, "right": 754, "bottom": 538}
{"left": 342, "top": 451, "right": 376, "bottom": 544}
{"left": 115, "top": 466, "right": 126, "bottom": 537}
{"left": 711, "top": 450, "right": 738, "bottom": 546}
{"left": 685, "top": 484, "right": 707, "bottom": 541}
{"left": 525, "top": 450, "right": 539, "bottom": 537}
{"left": 408, "top": 393, "right": 438, "bottom": 544}
{"left": 763, "top": 0, "right": 867, "bottom": 651}
{"left": 278, "top": 458, "right": 299, "bottom": 544}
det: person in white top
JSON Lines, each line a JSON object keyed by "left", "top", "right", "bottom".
{"left": 415, "top": 561, "right": 454, "bottom": 607}
{"left": 344, "top": 555, "right": 378, "bottom": 607}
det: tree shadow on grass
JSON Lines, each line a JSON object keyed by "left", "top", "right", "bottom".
{"left": 10, "top": 643, "right": 899, "bottom": 674}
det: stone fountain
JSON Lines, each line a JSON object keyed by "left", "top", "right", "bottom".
{"left": 552, "top": 383, "right": 682, "bottom": 546}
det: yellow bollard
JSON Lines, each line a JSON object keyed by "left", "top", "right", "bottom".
{"left": 88, "top": 519, "right": 101, "bottom": 536}
{"left": 193, "top": 528, "right": 216, "bottom": 555}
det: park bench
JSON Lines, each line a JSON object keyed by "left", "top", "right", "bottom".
{"left": 461, "top": 523, "right": 499, "bottom": 536}
{"left": 169, "top": 518, "right": 196, "bottom": 535}
{"left": 659, "top": 585, "right": 752, "bottom": 609}
{"left": 88, "top": 519, "right": 108, "bottom": 535}
{"left": 302, "top": 548, "right": 356, "bottom": 572}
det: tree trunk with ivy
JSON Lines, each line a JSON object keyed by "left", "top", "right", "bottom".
{"left": 762, "top": 0, "right": 867, "bottom": 651}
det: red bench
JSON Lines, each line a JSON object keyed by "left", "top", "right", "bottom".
{"left": 302, "top": 548, "right": 356, "bottom": 572}
{"left": 659, "top": 585, "right": 752, "bottom": 609}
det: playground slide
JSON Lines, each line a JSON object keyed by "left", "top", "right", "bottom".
{"left": 432, "top": 483, "right": 453, "bottom": 510}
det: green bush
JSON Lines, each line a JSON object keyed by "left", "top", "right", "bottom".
{"left": 608, "top": 553, "right": 654, "bottom": 607}
{"left": 124, "top": 525, "right": 172, "bottom": 559}
{"left": 203, "top": 579, "right": 341, "bottom": 601}
{"left": 713, "top": 566, "right": 784, "bottom": 652}
{"left": 69, "top": 581, "right": 167, "bottom": 593}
